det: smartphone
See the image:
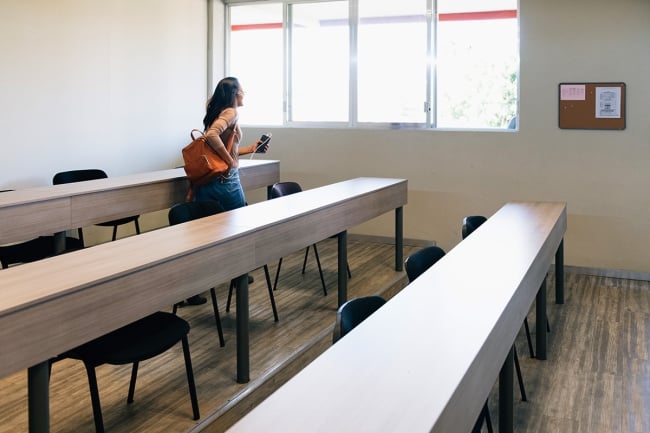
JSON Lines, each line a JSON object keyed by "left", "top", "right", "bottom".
{"left": 256, "top": 133, "right": 272, "bottom": 153}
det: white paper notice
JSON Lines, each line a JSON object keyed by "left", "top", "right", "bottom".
{"left": 595, "top": 87, "right": 621, "bottom": 118}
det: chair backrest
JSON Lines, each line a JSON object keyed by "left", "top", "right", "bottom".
{"left": 168, "top": 200, "right": 225, "bottom": 226}
{"left": 404, "top": 245, "right": 446, "bottom": 283}
{"left": 270, "top": 181, "right": 302, "bottom": 199}
{"left": 333, "top": 295, "right": 386, "bottom": 343}
{"left": 461, "top": 215, "right": 487, "bottom": 239}
{"left": 53, "top": 169, "right": 108, "bottom": 185}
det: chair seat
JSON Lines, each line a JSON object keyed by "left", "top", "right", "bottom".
{"left": 0, "top": 236, "right": 83, "bottom": 268}
{"left": 96, "top": 215, "right": 139, "bottom": 227}
{"left": 65, "top": 312, "right": 189, "bottom": 366}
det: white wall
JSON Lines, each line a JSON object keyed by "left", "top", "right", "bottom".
{"left": 0, "top": 0, "right": 207, "bottom": 188}
{"left": 1, "top": 0, "right": 649, "bottom": 273}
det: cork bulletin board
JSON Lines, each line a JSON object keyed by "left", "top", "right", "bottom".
{"left": 558, "top": 82, "right": 626, "bottom": 130}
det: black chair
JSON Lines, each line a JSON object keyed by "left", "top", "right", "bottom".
{"left": 332, "top": 295, "right": 386, "bottom": 344}
{"left": 267, "top": 181, "right": 350, "bottom": 296}
{"left": 404, "top": 245, "right": 446, "bottom": 283}
{"left": 0, "top": 235, "right": 83, "bottom": 269}
{"left": 404, "top": 245, "right": 494, "bottom": 433}
{"left": 53, "top": 169, "right": 141, "bottom": 246}
{"left": 461, "top": 215, "right": 528, "bottom": 403}
{"left": 168, "top": 200, "right": 230, "bottom": 346}
{"left": 0, "top": 190, "right": 83, "bottom": 268}
{"left": 461, "top": 215, "right": 488, "bottom": 240}
{"left": 55, "top": 312, "right": 199, "bottom": 433}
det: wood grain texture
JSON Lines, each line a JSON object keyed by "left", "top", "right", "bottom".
{"left": 0, "top": 177, "right": 406, "bottom": 379}
{"left": 227, "top": 202, "right": 566, "bottom": 433}
{"left": 0, "top": 239, "right": 416, "bottom": 433}
{"left": 1, "top": 258, "right": 648, "bottom": 433}
{"left": 0, "top": 160, "right": 280, "bottom": 244}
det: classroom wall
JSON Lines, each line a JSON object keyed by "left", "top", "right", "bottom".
{"left": 243, "top": 0, "right": 650, "bottom": 273}
{"left": 1, "top": 0, "right": 649, "bottom": 274}
{"left": 0, "top": 0, "right": 206, "bottom": 188}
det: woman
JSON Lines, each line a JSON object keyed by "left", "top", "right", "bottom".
{"left": 193, "top": 76, "right": 267, "bottom": 210}
{"left": 185, "top": 77, "right": 266, "bottom": 306}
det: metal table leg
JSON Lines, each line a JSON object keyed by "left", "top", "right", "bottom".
{"left": 499, "top": 346, "right": 514, "bottom": 433}
{"left": 338, "top": 231, "right": 348, "bottom": 308}
{"left": 235, "top": 273, "right": 250, "bottom": 383}
{"left": 555, "top": 239, "right": 564, "bottom": 304}
{"left": 395, "top": 207, "right": 403, "bottom": 272}
{"left": 28, "top": 362, "right": 50, "bottom": 433}
{"left": 536, "top": 279, "right": 548, "bottom": 360}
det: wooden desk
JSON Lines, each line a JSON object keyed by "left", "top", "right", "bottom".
{"left": 227, "top": 201, "right": 566, "bottom": 433}
{"left": 0, "top": 177, "right": 407, "bottom": 433}
{"left": 0, "top": 160, "right": 280, "bottom": 245}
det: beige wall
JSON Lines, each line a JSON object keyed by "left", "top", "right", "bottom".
{"left": 1, "top": 0, "right": 649, "bottom": 273}
{"left": 244, "top": 0, "right": 650, "bottom": 273}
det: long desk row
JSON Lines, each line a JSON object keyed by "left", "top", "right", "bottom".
{"left": 0, "top": 176, "right": 408, "bottom": 433}
{"left": 227, "top": 201, "right": 566, "bottom": 433}
{"left": 0, "top": 159, "right": 280, "bottom": 245}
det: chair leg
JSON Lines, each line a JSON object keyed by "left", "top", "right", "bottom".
{"left": 78, "top": 228, "right": 85, "bottom": 248}
{"left": 127, "top": 361, "right": 139, "bottom": 404}
{"left": 483, "top": 401, "right": 494, "bottom": 433}
{"left": 471, "top": 400, "right": 493, "bottom": 433}
{"left": 514, "top": 346, "right": 527, "bottom": 401}
{"left": 111, "top": 225, "right": 118, "bottom": 242}
{"left": 304, "top": 241, "right": 351, "bottom": 280}
{"left": 134, "top": 217, "right": 141, "bottom": 235}
{"left": 524, "top": 317, "right": 535, "bottom": 358}
{"left": 83, "top": 362, "right": 106, "bottom": 433}
{"left": 301, "top": 246, "right": 310, "bottom": 274}
{"left": 181, "top": 336, "right": 200, "bottom": 420}
{"left": 272, "top": 257, "right": 284, "bottom": 291}
{"left": 210, "top": 288, "right": 225, "bottom": 346}
{"left": 311, "top": 243, "right": 327, "bottom": 296}
{"left": 226, "top": 279, "right": 235, "bottom": 312}
{"left": 263, "top": 265, "right": 279, "bottom": 322}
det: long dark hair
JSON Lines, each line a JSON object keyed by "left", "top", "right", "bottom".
{"left": 203, "top": 77, "right": 240, "bottom": 130}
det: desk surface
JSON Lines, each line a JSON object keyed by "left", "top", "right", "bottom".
{"left": 0, "top": 160, "right": 279, "bottom": 244}
{"left": 0, "top": 177, "right": 407, "bottom": 379}
{"left": 227, "top": 201, "right": 566, "bottom": 433}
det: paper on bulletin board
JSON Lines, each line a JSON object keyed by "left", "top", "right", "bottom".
{"left": 595, "top": 87, "right": 621, "bottom": 118}
{"left": 560, "top": 84, "right": 586, "bottom": 100}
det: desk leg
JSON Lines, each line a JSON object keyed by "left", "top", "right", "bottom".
{"left": 499, "top": 346, "right": 514, "bottom": 433}
{"left": 235, "top": 273, "right": 250, "bottom": 383}
{"left": 395, "top": 206, "right": 403, "bottom": 272}
{"left": 338, "top": 231, "right": 348, "bottom": 308}
{"left": 53, "top": 232, "right": 66, "bottom": 255}
{"left": 28, "top": 362, "right": 50, "bottom": 433}
{"left": 536, "top": 279, "right": 547, "bottom": 360}
{"left": 555, "top": 239, "right": 564, "bottom": 304}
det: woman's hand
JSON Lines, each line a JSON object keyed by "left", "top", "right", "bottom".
{"left": 254, "top": 139, "right": 269, "bottom": 153}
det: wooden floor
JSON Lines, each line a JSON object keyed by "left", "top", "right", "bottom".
{"left": 2, "top": 240, "right": 650, "bottom": 433}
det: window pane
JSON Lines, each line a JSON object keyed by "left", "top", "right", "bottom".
{"left": 436, "top": 1, "right": 518, "bottom": 128}
{"left": 290, "top": 2, "right": 349, "bottom": 122}
{"left": 230, "top": 4, "right": 283, "bottom": 125}
{"left": 357, "top": 0, "right": 427, "bottom": 124}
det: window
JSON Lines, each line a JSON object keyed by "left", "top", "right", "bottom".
{"left": 290, "top": 2, "right": 349, "bottom": 122}
{"left": 226, "top": 0, "right": 518, "bottom": 129}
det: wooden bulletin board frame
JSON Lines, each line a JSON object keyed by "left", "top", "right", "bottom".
{"left": 558, "top": 82, "right": 626, "bottom": 130}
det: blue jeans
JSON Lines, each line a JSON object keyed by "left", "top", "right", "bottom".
{"left": 193, "top": 169, "right": 246, "bottom": 211}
